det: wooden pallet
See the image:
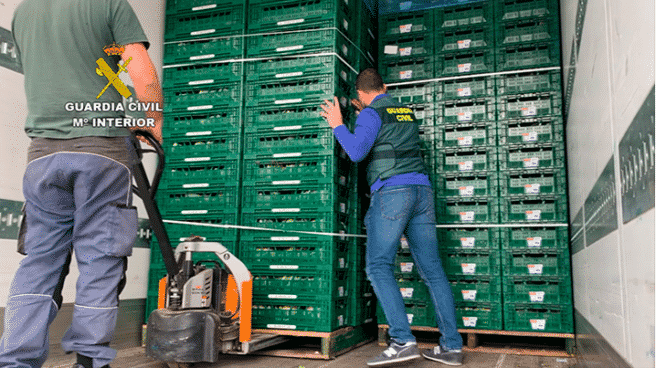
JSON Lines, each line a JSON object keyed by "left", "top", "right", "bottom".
{"left": 378, "top": 325, "right": 575, "bottom": 357}
{"left": 251, "top": 323, "right": 377, "bottom": 360}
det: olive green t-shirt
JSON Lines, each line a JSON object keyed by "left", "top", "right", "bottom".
{"left": 12, "top": 0, "right": 150, "bottom": 138}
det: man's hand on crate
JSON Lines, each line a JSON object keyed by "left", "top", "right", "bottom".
{"left": 320, "top": 96, "right": 344, "bottom": 129}
{"left": 351, "top": 98, "right": 365, "bottom": 115}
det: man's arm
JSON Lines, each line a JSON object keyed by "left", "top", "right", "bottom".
{"left": 121, "top": 43, "right": 163, "bottom": 143}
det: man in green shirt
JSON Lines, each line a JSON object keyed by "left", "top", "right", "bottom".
{"left": 0, "top": 1, "right": 162, "bottom": 367}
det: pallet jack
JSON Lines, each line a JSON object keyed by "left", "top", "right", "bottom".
{"left": 131, "top": 131, "right": 289, "bottom": 368}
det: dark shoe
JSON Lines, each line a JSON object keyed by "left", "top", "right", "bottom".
{"left": 421, "top": 346, "right": 463, "bottom": 366}
{"left": 367, "top": 341, "right": 420, "bottom": 366}
{"left": 76, "top": 353, "right": 111, "bottom": 368}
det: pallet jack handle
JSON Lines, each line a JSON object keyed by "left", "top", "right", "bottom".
{"left": 131, "top": 130, "right": 180, "bottom": 280}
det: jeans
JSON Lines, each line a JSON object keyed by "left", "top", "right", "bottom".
{"left": 365, "top": 184, "right": 462, "bottom": 350}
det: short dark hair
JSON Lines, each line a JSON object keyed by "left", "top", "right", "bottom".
{"left": 356, "top": 68, "right": 385, "bottom": 93}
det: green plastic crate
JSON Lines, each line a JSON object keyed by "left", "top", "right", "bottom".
{"left": 499, "top": 143, "right": 566, "bottom": 170}
{"left": 241, "top": 209, "right": 351, "bottom": 234}
{"left": 245, "top": 28, "right": 358, "bottom": 64}
{"left": 456, "top": 302, "right": 503, "bottom": 330}
{"left": 437, "top": 227, "right": 500, "bottom": 251}
{"left": 377, "top": 303, "right": 436, "bottom": 327}
{"left": 436, "top": 122, "right": 496, "bottom": 148}
{"left": 163, "top": 82, "right": 242, "bottom": 114}
{"left": 242, "top": 154, "right": 350, "bottom": 187}
{"left": 435, "top": 1, "right": 493, "bottom": 29}
{"left": 498, "top": 92, "right": 563, "bottom": 119}
{"left": 496, "top": 70, "right": 562, "bottom": 95}
{"left": 381, "top": 33, "right": 435, "bottom": 61}
{"left": 436, "top": 146, "right": 498, "bottom": 173}
{"left": 164, "top": 6, "right": 244, "bottom": 42}
{"left": 156, "top": 185, "right": 240, "bottom": 219}
{"left": 379, "top": 10, "right": 434, "bottom": 39}
{"left": 165, "top": 0, "right": 244, "bottom": 15}
{"left": 450, "top": 276, "right": 502, "bottom": 304}
{"left": 501, "top": 195, "right": 568, "bottom": 223}
{"left": 394, "top": 254, "right": 421, "bottom": 279}
{"left": 163, "top": 108, "right": 242, "bottom": 139}
{"left": 397, "top": 278, "right": 431, "bottom": 303}
{"left": 496, "top": 0, "right": 559, "bottom": 21}
{"left": 247, "top": 0, "right": 356, "bottom": 37}
{"left": 437, "top": 197, "right": 500, "bottom": 224}
{"left": 252, "top": 296, "right": 349, "bottom": 332}
{"left": 435, "top": 172, "right": 499, "bottom": 198}
{"left": 496, "top": 42, "right": 561, "bottom": 71}
{"left": 245, "top": 73, "right": 352, "bottom": 107}
{"left": 245, "top": 55, "right": 356, "bottom": 84}
{"left": 379, "top": 56, "right": 435, "bottom": 83}
{"left": 163, "top": 62, "right": 243, "bottom": 90}
{"left": 163, "top": 36, "right": 243, "bottom": 65}
{"left": 436, "top": 98, "right": 496, "bottom": 124}
{"left": 499, "top": 168, "right": 567, "bottom": 196}
{"left": 437, "top": 76, "right": 495, "bottom": 100}
{"left": 496, "top": 17, "right": 560, "bottom": 46}
{"left": 504, "top": 303, "right": 573, "bottom": 333}
{"left": 503, "top": 249, "right": 571, "bottom": 277}
{"left": 159, "top": 160, "right": 240, "bottom": 192}
{"left": 163, "top": 133, "right": 241, "bottom": 166}
{"left": 413, "top": 104, "right": 437, "bottom": 127}
{"left": 501, "top": 226, "right": 569, "bottom": 250}
{"left": 350, "top": 295, "right": 376, "bottom": 326}
{"left": 437, "top": 49, "right": 495, "bottom": 77}
{"left": 241, "top": 182, "right": 350, "bottom": 215}
{"left": 437, "top": 26, "right": 494, "bottom": 53}
{"left": 243, "top": 129, "right": 339, "bottom": 160}
{"left": 153, "top": 217, "right": 239, "bottom": 246}
{"left": 442, "top": 250, "right": 501, "bottom": 276}
{"left": 387, "top": 83, "right": 436, "bottom": 105}
{"left": 503, "top": 277, "right": 572, "bottom": 305}
{"left": 244, "top": 103, "right": 330, "bottom": 133}
{"left": 251, "top": 269, "right": 349, "bottom": 301}
{"left": 497, "top": 117, "right": 564, "bottom": 145}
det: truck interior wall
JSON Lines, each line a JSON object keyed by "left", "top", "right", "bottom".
{"left": 0, "top": 0, "right": 165, "bottom": 357}
{"left": 560, "top": 0, "right": 655, "bottom": 367}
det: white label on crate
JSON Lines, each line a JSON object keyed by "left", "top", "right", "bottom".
{"left": 340, "top": 176, "right": 347, "bottom": 186}
{"left": 527, "top": 237, "right": 543, "bottom": 247}
{"left": 275, "top": 98, "right": 303, "bottom": 105}
{"left": 462, "top": 290, "right": 477, "bottom": 301}
{"left": 407, "top": 314, "right": 414, "bottom": 324}
{"left": 525, "top": 183, "right": 541, "bottom": 194}
{"left": 273, "top": 152, "right": 302, "bottom": 158}
{"left": 268, "top": 294, "right": 298, "bottom": 299}
{"left": 523, "top": 131, "right": 539, "bottom": 142}
{"left": 524, "top": 157, "right": 540, "bottom": 168}
{"left": 188, "top": 105, "right": 213, "bottom": 111}
{"left": 275, "top": 71, "right": 304, "bottom": 79}
{"left": 463, "top": 317, "right": 478, "bottom": 327}
{"left": 192, "top": 4, "right": 217, "bottom": 11}
{"left": 528, "top": 264, "right": 544, "bottom": 275}
{"left": 271, "top": 236, "right": 300, "bottom": 241}
{"left": 458, "top": 136, "right": 474, "bottom": 146}
{"left": 340, "top": 96, "right": 348, "bottom": 107}
{"left": 461, "top": 237, "right": 476, "bottom": 248}
{"left": 341, "top": 70, "right": 348, "bottom": 81}
{"left": 400, "top": 262, "right": 414, "bottom": 273}
{"left": 270, "top": 265, "right": 299, "bottom": 270}
{"left": 277, "top": 45, "right": 304, "bottom": 52}
{"left": 339, "top": 230, "right": 346, "bottom": 241}
{"left": 458, "top": 63, "right": 472, "bottom": 73}
{"left": 460, "top": 211, "right": 475, "bottom": 221}
{"left": 338, "top": 286, "right": 345, "bottom": 297}
{"left": 400, "top": 70, "right": 413, "bottom": 79}
{"left": 189, "top": 79, "right": 214, "bottom": 86}
{"left": 339, "top": 258, "right": 345, "bottom": 268}
{"left": 400, "top": 237, "right": 409, "bottom": 249}
{"left": 458, "top": 39, "right": 472, "bottom": 49}
{"left": 191, "top": 29, "right": 215, "bottom": 36}
{"left": 181, "top": 209, "right": 208, "bottom": 215}
{"left": 342, "top": 44, "right": 349, "bottom": 56}
{"left": 190, "top": 54, "right": 215, "bottom": 61}
{"left": 338, "top": 315, "right": 344, "bottom": 326}
{"left": 459, "top": 161, "right": 474, "bottom": 171}
{"left": 277, "top": 18, "right": 305, "bottom": 26}
{"left": 458, "top": 111, "right": 473, "bottom": 121}
{"left": 400, "top": 288, "right": 414, "bottom": 298}
{"left": 272, "top": 208, "right": 301, "bottom": 213}
{"left": 458, "top": 87, "right": 472, "bottom": 97}
{"left": 272, "top": 180, "right": 302, "bottom": 185}
{"left": 526, "top": 210, "right": 542, "bottom": 220}
{"left": 340, "top": 202, "right": 347, "bottom": 213}
{"left": 461, "top": 263, "right": 477, "bottom": 274}
{"left": 529, "top": 291, "right": 546, "bottom": 302}
{"left": 184, "top": 157, "right": 211, "bottom": 162}
{"left": 530, "top": 319, "right": 547, "bottom": 330}
{"left": 185, "top": 131, "right": 212, "bottom": 136}
{"left": 400, "top": 47, "right": 413, "bottom": 56}
{"left": 343, "top": 19, "right": 349, "bottom": 31}
{"left": 267, "top": 324, "right": 297, "bottom": 330}
{"left": 273, "top": 125, "right": 303, "bottom": 132}
{"left": 183, "top": 183, "right": 210, "bottom": 189}
{"left": 522, "top": 106, "right": 538, "bottom": 116}
{"left": 399, "top": 24, "right": 413, "bottom": 33}
{"left": 459, "top": 186, "right": 475, "bottom": 196}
